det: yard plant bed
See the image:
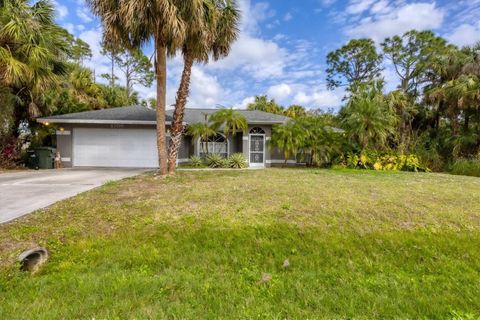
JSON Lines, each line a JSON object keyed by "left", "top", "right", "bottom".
{"left": 1, "top": 169, "right": 480, "bottom": 319}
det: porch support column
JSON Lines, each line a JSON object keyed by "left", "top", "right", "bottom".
{"left": 242, "top": 132, "right": 249, "bottom": 164}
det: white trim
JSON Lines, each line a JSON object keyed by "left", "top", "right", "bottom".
{"left": 61, "top": 157, "right": 71, "bottom": 162}
{"left": 248, "top": 133, "right": 266, "bottom": 167}
{"left": 242, "top": 136, "right": 249, "bottom": 141}
{"left": 56, "top": 130, "right": 71, "bottom": 135}
{"left": 266, "top": 160, "right": 296, "bottom": 164}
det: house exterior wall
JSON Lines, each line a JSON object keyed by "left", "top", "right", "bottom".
{"left": 53, "top": 123, "right": 292, "bottom": 168}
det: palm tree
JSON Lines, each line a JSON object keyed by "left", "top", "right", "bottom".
{"left": 209, "top": 108, "right": 247, "bottom": 151}
{"left": 386, "top": 90, "right": 416, "bottom": 150}
{"left": 341, "top": 90, "right": 397, "bottom": 152}
{"left": 247, "top": 95, "right": 285, "bottom": 115}
{"left": 87, "top": 0, "right": 199, "bottom": 175}
{"left": 284, "top": 105, "right": 307, "bottom": 119}
{"left": 187, "top": 123, "right": 216, "bottom": 156}
{"left": 0, "top": 0, "right": 69, "bottom": 128}
{"left": 270, "top": 121, "right": 305, "bottom": 166}
{"left": 167, "top": 0, "right": 240, "bottom": 174}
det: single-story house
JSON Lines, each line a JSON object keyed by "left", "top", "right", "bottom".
{"left": 37, "top": 106, "right": 295, "bottom": 168}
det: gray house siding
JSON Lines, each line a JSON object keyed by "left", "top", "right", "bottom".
{"left": 39, "top": 107, "right": 293, "bottom": 168}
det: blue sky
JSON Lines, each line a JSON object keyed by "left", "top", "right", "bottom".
{"left": 53, "top": 0, "right": 480, "bottom": 110}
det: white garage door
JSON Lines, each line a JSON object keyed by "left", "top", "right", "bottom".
{"left": 73, "top": 128, "right": 158, "bottom": 168}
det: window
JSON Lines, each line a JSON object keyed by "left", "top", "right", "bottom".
{"left": 250, "top": 127, "right": 265, "bottom": 134}
{"left": 199, "top": 134, "right": 228, "bottom": 158}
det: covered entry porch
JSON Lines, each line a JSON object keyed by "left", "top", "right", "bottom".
{"left": 190, "top": 126, "right": 273, "bottom": 167}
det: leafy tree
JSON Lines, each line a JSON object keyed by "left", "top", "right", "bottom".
{"left": 382, "top": 30, "right": 450, "bottom": 95}
{"left": 99, "top": 42, "right": 119, "bottom": 89}
{"left": 247, "top": 95, "right": 285, "bottom": 114}
{"left": 168, "top": 0, "right": 240, "bottom": 174}
{"left": 115, "top": 48, "right": 154, "bottom": 100}
{"left": 326, "top": 39, "right": 383, "bottom": 90}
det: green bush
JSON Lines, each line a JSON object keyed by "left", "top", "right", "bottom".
{"left": 450, "top": 158, "right": 480, "bottom": 177}
{"left": 206, "top": 154, "right": 225, "bottom": 168}
{"left": 342, "top": 151, "right": 429, "bottom": 172}
{"left": 227, "top": 153, "right": 248, "bottom": 169}
{"left": 189, "top": 156, "right": 204, "bottom": 168}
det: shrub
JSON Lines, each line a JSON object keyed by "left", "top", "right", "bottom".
{"left": 206, "top": 154, "right": 225, "bottom": 168}
{"left": 227, "top": 153, "right": 248, "bottom": 169}
{"left": 450, "top": 158, "right": 480, "bottom": 177}
{"left": 343, "top": 151, "right": 429, "bottom": 172}
{"left": 189, "top": 156, "right": 204, "bottom": 168}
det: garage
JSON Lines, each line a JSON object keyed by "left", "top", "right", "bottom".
{"left": 73, "top": 128, "right": 158, "bottom": 168}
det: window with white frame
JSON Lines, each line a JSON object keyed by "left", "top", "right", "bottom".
{"left": 199, "top": 134, "right": 228, "bottom": 158}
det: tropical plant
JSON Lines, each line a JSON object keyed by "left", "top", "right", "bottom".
{"left": 270, "top": 121, "right": 305, "bottom": 166}
{"left": 284, "top": 105, "right": 307, "bottom": 119}
{"left": 188, "top": 155, "right": 205, "bottom": 168}
{"left": 295, "top": 116, "right": 345, "bottom": 166}
{"left": 210, "top": 108, "right": 247, "bottom": 142}
{"left": 187, "top": 122, "right": 216, "bottom": 156}
{"left": 205, "top": 153, "right": 224, "bottom": 168}
{"left": 0, "top": 0, "right": 70, "bottom": 123}
{"left": 167, "top": 0, "right": 240, "bottom": 174}
{"left": 340, "top": 82, "right": 398, "bottom": 151}
{"left": 227, "top": 153, "right": 248, "bottom": 168}
{"left": 247, "top": 95, "right": 285, "bottom": 115}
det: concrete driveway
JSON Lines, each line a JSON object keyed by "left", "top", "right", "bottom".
{"left": 0, "top": 168, "right": 147, "bottom": 224}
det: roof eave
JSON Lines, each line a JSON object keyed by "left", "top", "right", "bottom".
{"left": 36, "top": 118, "right": 172, "bottom": 125}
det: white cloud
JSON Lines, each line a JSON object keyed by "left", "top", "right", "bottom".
{"left": 63, "top": 23, "right": 75, "bottom": 34}
{"left": 345, "top": 2, "right": 445, "bottom": 42}
{"left": 76, "top": 7, "right": 93, "bottom": 23}
{"left": 52, "top": 0, "right": 68, "bottom": 19}
{"left": 209, "top": 35, "right": 287, "bottom": 79}
{"left": 284, "top": 12, "right": 293, "bottom": 21}
{"left": 346, "top": 0, "right": 375, "bottom": 15}
{"left": 293, "top": 88, "right": 343, "bottom": 109}
{"left": 233, "top": 96, "right": 255, "bottom": 109}
{"left": 267, "top": 83, "right": 293, "bottom": 101}
{"left": 446, "top": 23, "right": 480, "bottom": 47}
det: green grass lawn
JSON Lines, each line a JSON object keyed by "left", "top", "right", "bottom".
{"left": 1, "top": 169, "right": 480, "bottom": 319}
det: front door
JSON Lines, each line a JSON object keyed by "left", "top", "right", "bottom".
{"left": 249, "top": 134, "right": 265, "bottom": 167}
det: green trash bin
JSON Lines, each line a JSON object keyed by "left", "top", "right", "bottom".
{"left": 34, "top": 147, "right": 56, "bottom": 169}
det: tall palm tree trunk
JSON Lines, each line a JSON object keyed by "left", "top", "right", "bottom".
{"left": 156, "top": 40, "right": 168, "bottom": 175}
{"left": 167, "top": 55, "right": 194, "bottom": 174}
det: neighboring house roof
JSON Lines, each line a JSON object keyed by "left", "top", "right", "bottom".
{"left": 37, "top": 106, "right": 169, "bottom": 125}
{"left": 166, "top": 108, "right": 290, "bottom": 125}
{"left": 37, "top": 106, "right": 289, "bottom": 126}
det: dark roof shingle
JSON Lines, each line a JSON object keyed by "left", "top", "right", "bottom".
{"left": 38, "top": 106, "right": 289, "bottom": 125}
